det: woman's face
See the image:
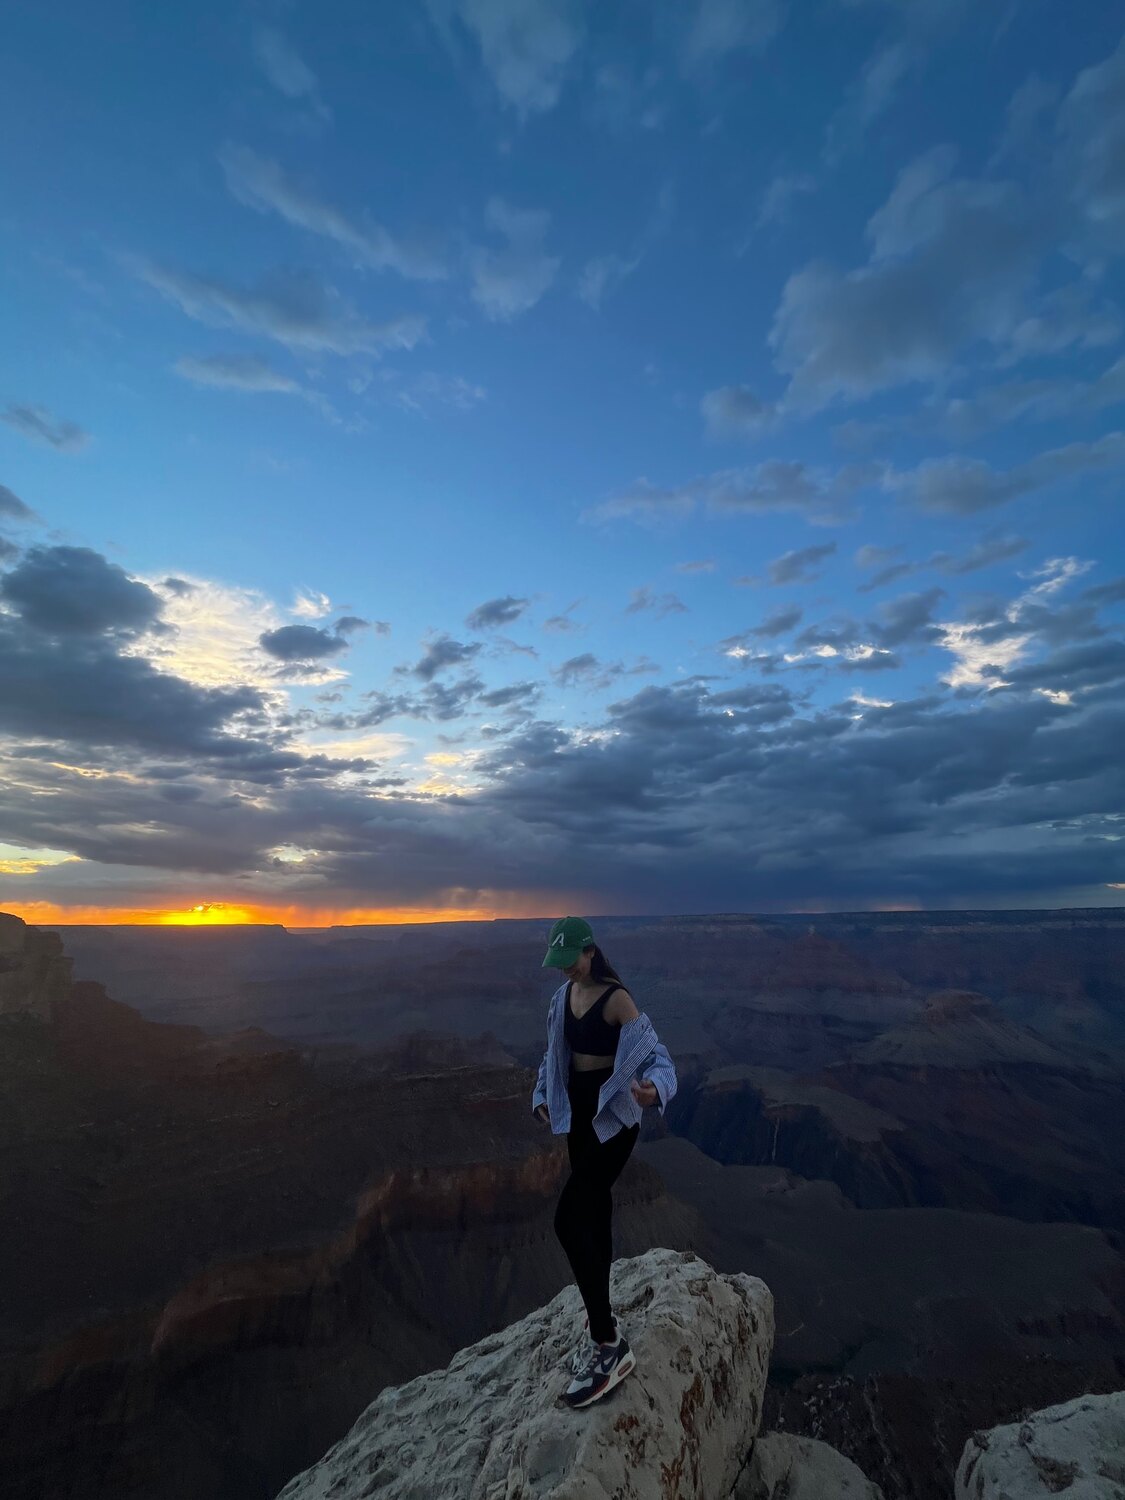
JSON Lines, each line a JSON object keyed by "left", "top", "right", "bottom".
{"left": 562, "top": 948, "right": 593, "bottom": 982}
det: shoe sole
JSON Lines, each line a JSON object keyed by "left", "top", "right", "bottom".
{"left": 565, "top": 1350, "right": 636, "bottom": 1409}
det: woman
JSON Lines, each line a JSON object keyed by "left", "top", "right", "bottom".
{"left": 531, "top": 915, "right": 677, "bottom": 1410}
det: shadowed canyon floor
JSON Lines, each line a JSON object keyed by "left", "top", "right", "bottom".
{"left": 2, "top": 910, "right": 1124, "bottom": 1498}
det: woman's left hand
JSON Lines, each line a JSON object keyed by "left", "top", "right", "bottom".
{"left": 631, "top": 1079, "right": 659, "bottom": 1108}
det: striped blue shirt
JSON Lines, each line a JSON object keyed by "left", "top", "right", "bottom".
{"left": 530, "top": 981, "right": 678, "bottom": 1143}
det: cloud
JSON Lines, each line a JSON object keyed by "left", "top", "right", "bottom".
{"left": 259, "top": 624, "right": 350, "bottom": 662}
{"left": 252, "top": 26, "right": 330, "bottom": 122}
{"left": 135, "top": 259, "right": 425, "bottom": 357}
{"left": 989, "top": 74, "right": 1058, "bottom": 170}
{"left": 938, "top": 354, "right": 1125, "bottom": 439}
{"left": 746, "top": 606, "right": 803, "bottom": 637}
{"left": 291, "top": 590, "right": 332, "bottom": 620}
{"left": 1058, "top": 33, "right": 1125, "bottom": 255}
{"left": 394, "top": 634, "right": 484, "bottom": 681}
{"left": 577, "top": 253, "right": 639, "bottom": 310}
{"left": 824, "top": 40, "right": 911, "bottom": 163}
{"left": 701, "top": 384, "right": 776, "bottom": 439}
{"left": 872, "top": 587, "right": 945, "bottom": 648}
{"left": 1, "top": 546, "right": 163, "bottom": 636}
{"left": 174, "top": 354, "right": 302, "bottom": 394}
{"left": 624, "top": 586, "right": 688, "bottom": 618}
{"left": 333, "top": 615, "right": 370, "bottom": 637}
{"left": 219, "top": 145, "right": 446, "bottom": 281}
{"left": 887, "top": 432, "right": 1125, "bottom": 515}
{"left": 470, "top": 197, "right": 559, "bottom": 320}
{"left": 771, "top": 146, "right": 1051, "bottom": 408}
{"left": 1, "top": 404, "right": 89, "bottom": 452}
{"left": 0, "top": 484, "right": 37, "bottom": 522}
{"left": 931, "top": 535, "right": 1029, "bottom": 575}
{"left": 755, "top": 172, "right": 816, "bottom": 230}
{"left": 767, "top": 543, "right": 836, "bottom": 585}
{"left": 0, "top": 614, "right": 266, "bottom": 761}
{"left": 0, "top": 537, "right": 18, "bottom": 564}
{"left": 578, "top": 181, "right": 673, "bottom": 310}
{"left": 683, "top": 0, "right": 783, "bottom": 68}
{"left": 587, "top": 459, "right": 870, "bottom": 526}
{"left": 427, "top": 0, "right": 584, "bottom": 118}
{"left": 466, "top": 595, "right": 531, "bottom": 629}
{"left": 387, "top": 372, "right": 487, "bottom": 413}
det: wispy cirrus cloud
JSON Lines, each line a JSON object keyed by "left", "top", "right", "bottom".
{"left": 1, "top": 403, "right": 89, "bottom": 452}
{"left": 252, "top": 25, "right": 331, "bottom": 125}
{"left": 219, "top": 145, "right": 447, "bottom": 281}
{"left": 134, "top": 259, "right": 425, "bottom": 358}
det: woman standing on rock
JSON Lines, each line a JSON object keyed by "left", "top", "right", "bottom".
{"left": 532, "top": 915, "right": 677, "bottom": 1410}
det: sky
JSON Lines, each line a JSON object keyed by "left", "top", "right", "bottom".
{"left": 1, "top": 0, "right": 1124, "bottom": 925}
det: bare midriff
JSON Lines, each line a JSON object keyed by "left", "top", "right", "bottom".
{"left": 568, "top": 979, "right": 618, "bottom": 1072}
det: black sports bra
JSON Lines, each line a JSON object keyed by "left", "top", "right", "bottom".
{"left": 564, "top": 981, "right": 621, "bottom": 1056}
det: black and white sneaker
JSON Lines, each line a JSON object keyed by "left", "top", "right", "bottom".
{"left": 569, "top": 1314, "right": 620, "bottom": 1375}
{"left": 561, "top": 1332, "right": 636, "bottom": 1409}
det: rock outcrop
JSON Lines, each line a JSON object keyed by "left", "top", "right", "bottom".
{"left": 276, "top": 1248, "right": 774, "bottom": 1500}
{"left": 736, "top": 1433, "right": 885, "bottom": 1499}
{"left": 955, "top": 1391, "right": 1125, "bottom": 1499}
{"left": 0, "top": 912, "right": 72, "bottom": 1020}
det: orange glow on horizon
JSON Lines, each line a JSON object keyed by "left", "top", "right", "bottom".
{"left": 0, "top": 899, "right": 509, "bottom": 928}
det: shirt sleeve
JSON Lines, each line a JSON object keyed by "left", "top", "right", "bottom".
{"left": 636, "top": 1040, "right": 677, "bottom": 1116}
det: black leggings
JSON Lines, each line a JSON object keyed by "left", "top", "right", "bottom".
{"left": 552, "top": 1065, "right": 639, "bottom": 1345}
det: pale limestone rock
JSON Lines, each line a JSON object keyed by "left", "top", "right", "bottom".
{"left": 276, "top": 1247, "right": 773, "bottom": 1500}
{"left": 956, "top": 1390, "right": 1125, "bottom": 1500}
{"left": 734, "top": 1432, "right": 885, "bottom": 1499}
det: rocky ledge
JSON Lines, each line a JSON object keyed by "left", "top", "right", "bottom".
{"left": 277, "top": 1247, "right": 773, "bottom": 1500}
{"left": 275, "top": 1247, "right": 1125, "bottom": 1500}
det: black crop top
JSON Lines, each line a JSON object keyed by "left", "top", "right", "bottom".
{"left": 564, "top": 981, "right": 621, "bottom": 1056}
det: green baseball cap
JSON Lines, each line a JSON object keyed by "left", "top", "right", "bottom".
{"left": 541, "top": 915, "right": 595, "bottom": 968}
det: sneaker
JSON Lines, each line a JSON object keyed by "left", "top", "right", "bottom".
{"left": 569, "top": 1315, "right": 620, "bottom": 1374}
{"left": 561, "top": 1333, "right": 636, "bottom": 1409}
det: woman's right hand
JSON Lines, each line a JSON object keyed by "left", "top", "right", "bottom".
{"left": 534, "top": 1104, "right": 550, "bottom": 1125}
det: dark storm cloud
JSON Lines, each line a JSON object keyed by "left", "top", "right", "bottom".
{"left": 0, "top": 537, "right": 17, "bottom": 564}
{"left": 9, "top": 642, "right": 1125, "bottom": 909}
{"left": 0, "top": 546, "right": 164, "bottom": 635}
{"left": 0, "top": 615, "right": 263, "bottom": 757}
{"left": 1, "top": 404, "right": 89, "bottom": 451}
{"left": 259, "top": 624, "right": 349, "bottom": 661}
{"left": 466, "top": 595, "right": 531, "bottom": 629}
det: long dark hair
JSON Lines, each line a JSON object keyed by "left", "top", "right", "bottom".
{"left": 584, "top": 942, "right": 625, "bottom": 986}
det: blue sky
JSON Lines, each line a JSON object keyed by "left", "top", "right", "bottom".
{"left": 1, "top": 0, "right": 1124, "bottom": 921}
